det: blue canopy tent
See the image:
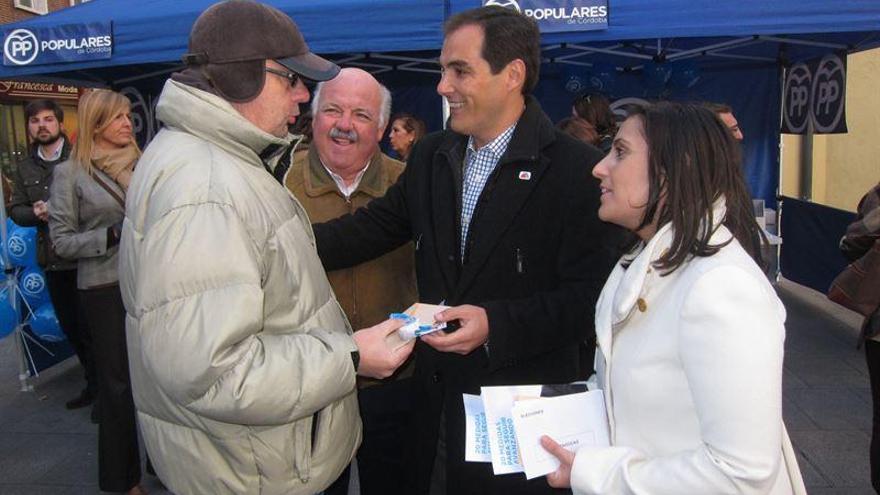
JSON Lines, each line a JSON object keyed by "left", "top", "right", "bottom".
{"left": 0, "top": 0, "right": 878, "bottom": 288}
{"left": 0, "top": 0, "right": 447, "bottom": 80}
{"left": 2, "top": 0, "right": 878, "bottom": 202}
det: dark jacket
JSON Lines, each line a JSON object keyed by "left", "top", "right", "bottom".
{"left": 314, "top": 96, "right": 621, "bottom": 494}
{"left": 840, "top": 181, "right": 880, "bottom": 340}
{"left": 8, "top": 138, "right": 75, "bottom": 270}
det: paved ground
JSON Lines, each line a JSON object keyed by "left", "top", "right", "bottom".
{"left": 0, "top": 278, "right": 874, "bottom": 494}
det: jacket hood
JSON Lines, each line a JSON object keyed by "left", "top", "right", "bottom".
{"left": 156, "top": 79, "right": 293, "bottom": 167}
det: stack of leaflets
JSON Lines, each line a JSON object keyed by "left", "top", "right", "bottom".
{"left": 463, "top": 384, "right": 610, "bottom": 479}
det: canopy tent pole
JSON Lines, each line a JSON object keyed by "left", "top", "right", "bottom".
{"left": 758, "top": 35, "right": 848, "bottom": 50}
{"left": 567, "top": 43, "right": 653, "bottom": 60}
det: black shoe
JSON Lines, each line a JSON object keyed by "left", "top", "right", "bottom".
{"left": 65, "top": 390, "right": 94, "bottom": 410}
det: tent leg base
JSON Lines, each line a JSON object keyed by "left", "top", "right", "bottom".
{"left": 18, "top": 372, "right": 33, "bottom": 392}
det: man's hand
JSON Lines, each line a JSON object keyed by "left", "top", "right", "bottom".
{"left": 420, "top": 304, "right": 488, "bottom": 355}
{"left": 353, "top": 318, "right": 415, "bottom": 379}
{"left": 541, "top": 435, "right": 574, "bottom": 488}
{"left": 33, "top": 200, "right": 49, "bottom": 222}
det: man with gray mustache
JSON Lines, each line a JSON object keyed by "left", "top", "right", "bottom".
{"left": 285, "top": 67, "right": 418, "bottom": 495}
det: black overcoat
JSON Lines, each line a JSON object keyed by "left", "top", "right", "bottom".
{"left": 314, "top": 96, "right": 621, "bottom": 494}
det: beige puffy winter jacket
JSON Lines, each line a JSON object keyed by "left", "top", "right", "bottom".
{"left": 119, "top": 79, "right": 361, "bottom": 495}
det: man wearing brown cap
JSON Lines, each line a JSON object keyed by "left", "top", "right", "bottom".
{"left": 118, "top": 2, "right": 414, "bottom": 494}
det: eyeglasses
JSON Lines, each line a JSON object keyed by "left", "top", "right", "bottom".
{"left": 264, "top": 67, "right": 302, "bottom": 88}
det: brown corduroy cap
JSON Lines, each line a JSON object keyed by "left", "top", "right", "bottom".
{"left": 182, "top": 0, "right": 340, "bottom": 102}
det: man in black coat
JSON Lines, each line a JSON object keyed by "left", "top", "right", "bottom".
{"left": 8, "top": 99, "right": 96, "bottom": 413}
{"left": 313, "top": 6, "right": 620, "bottom": 494}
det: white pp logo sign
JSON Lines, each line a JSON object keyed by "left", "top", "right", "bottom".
{"left": 781, "top": 53, "right": 847, "bottom": 135}
{"left": 811, "top": 54, "right": 846, "bottom": 134}
{"left": 3, "top": 29, "right": 39, "bottom": 66}
{"left": 483, "top": 0, "right": 608, "bottom": 33}
{"left": 7, "top": 234, "right": 27, "bottom": 258}
{"left": 485, "top": 0, "right": 522, "bottom": 11}
{"left": 21, "top": 272, "right": 45, "bottom": 296}
{"left": 782, "top": 63, "right": 811, "bottom": 134}
{"left": 2, "top": 22, "right": 113, "bottom": 67}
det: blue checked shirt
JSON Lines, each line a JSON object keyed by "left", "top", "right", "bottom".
{"left": 460, "top": 124, "right": 516, "bottom": 258}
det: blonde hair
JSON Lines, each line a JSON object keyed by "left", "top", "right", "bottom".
{"left": 72, "top": 89, "right": 140, "bottom": 174}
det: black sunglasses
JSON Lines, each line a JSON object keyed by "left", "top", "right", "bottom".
{"left": 264, "top": 67, "right": 303, "bottom": 88}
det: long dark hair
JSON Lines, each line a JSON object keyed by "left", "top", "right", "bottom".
{"left": 627, "top": 101, "right": 764, "bottom": 273}
{"left": 556, "top": 116, "right": 598, "bottom": 146}
{"left": 572, "top": 92, "right": 617, "bottom": 137}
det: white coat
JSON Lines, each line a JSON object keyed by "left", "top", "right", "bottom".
{"left": 571, "top": 214, "right": 806, "bottom": 494}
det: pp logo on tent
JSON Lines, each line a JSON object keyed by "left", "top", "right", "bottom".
{"left": 781, "top": 53, "right": 847, "bottom": 135}
{"left": 811, "top": 54, "right": 846, "bottom": 134}
{"left": 783, "top": 63, "right": 811, "bottom": 134}
{"left": 3, "top": 29, "right": 39, "bottom": 66}
{"left": 484, "top": 0, "right": 522, "bottom": 13}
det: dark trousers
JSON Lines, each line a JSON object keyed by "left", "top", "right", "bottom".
{"left": 80, "top": 284, "right": 140, "bottom": 492}
{"left": 326, "top": 378, "right": 415, "bottom": 495}
{"left": 46, "top": 269, "right": 96, "bottom": 396}
{"left": 867, "top": 340, "right": 880, "bottom": 494}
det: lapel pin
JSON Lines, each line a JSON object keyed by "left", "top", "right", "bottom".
{"left": 518, "top": 171, "right": 531, "bottom": 181}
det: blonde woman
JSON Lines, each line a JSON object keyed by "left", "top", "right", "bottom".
{"left": 49, "top": 89, "right": 144, "bottom": 495}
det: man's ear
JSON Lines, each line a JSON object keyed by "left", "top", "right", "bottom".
{"left": 376, "top": 122, "right": 387, "bottom": 143}
{"left": 505, "top": 59, "right": 526, "bottom": 93}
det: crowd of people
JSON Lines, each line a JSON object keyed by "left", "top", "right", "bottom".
{"left": 8, "top": 0, "right": 858, "bottom": 494}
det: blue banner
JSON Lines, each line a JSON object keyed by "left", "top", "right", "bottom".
{"left": 779, "top": 196, "right": 855, "bottom": 293}
{"left": 3, "top": 22, "right": 112, "bottom": 67}
{"left": 484, "top": 0, "right": 608, "bottom": 33}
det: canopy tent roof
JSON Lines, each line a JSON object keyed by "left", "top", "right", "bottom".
{"left": 0, "top": 0, "right": 878, "bottom": 83}
{"left": 0, "top": 0, "right": 447, "bottom": 82}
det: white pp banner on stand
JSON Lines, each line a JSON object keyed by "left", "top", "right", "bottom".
{"left": 483, "top": 0, "right": 609, "bottom": 34}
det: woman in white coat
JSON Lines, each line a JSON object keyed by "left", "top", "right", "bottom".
{"left": 541, "top": 102, "right": 806, "bottom": 494}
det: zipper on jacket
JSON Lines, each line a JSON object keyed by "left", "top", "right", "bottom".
{"left": 310, "top": 410, "right": 320, "bottom": 452}
{"left": 516, "top": 248, "right": 524, "bottom": 274}
{"left": 293, "top": 418, "right": 312, "bottom": 483}
{"left": 415, "top": 233, "right": 423, "bottom": 251}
